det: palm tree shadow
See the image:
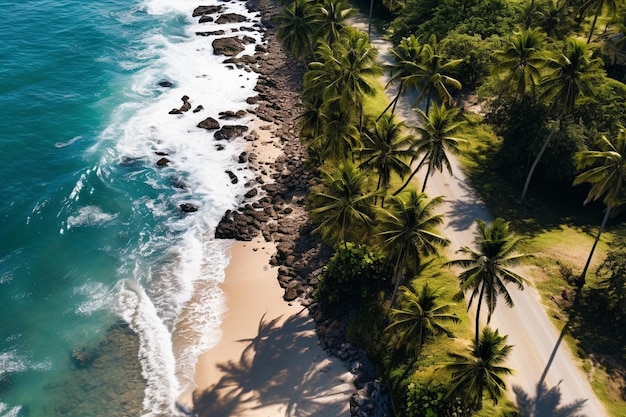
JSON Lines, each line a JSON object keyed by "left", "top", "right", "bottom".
{"left": 192, "top": 309, "right": 352, "bottom": 417}
{"left": 444, "top": 179, "right": 490, "bottom": 232}
{"left": 513, "top": 381, "right": 587, "bottom": 417}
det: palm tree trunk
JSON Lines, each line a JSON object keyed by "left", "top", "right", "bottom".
{"left": 587, "top": 2, "right": 603, "bottom": 43}
{"left": 377, "top": 80, "right": 404, "bottom": 121}
{"left": 367, "top": 0, "right": 374, "bottom": 38}
{"left": 579, "top": 204, "right": 612, "bottom": 286}
{"left": 390, "top": 256, "right": 405, "bottom": 307}
{"left": 475, "top": 284, "right": 485, "bottom": 345}
{"left": 421, "top": 164, "right": 432, "bottom": 193}
{"left": 520, "top": 128, "right": 557, "bottom": 204}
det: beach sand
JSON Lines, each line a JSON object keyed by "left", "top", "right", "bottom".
{"left": 188, "top": 239, "right": 354, "bottom": 417}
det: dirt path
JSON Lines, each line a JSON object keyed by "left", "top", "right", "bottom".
{"left": 351, "top": 16, "right": 610, "bottom": 417}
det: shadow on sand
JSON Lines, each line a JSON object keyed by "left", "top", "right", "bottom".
{"left": 192, "top": 309, "right": 351, "bottom": 417}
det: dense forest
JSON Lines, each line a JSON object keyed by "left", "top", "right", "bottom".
{"left": 275, "top": 0, "right": 626, "bottom": 415}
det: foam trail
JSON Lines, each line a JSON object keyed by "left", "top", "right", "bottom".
{"left": 116, "top": 281, "right": 182, "bottom": 417}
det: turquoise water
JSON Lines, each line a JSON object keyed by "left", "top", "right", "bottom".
{"left": 0, "top": 0, "right": 262, "bottom": 415}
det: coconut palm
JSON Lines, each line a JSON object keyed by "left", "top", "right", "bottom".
{"left": 520, "top": 37, "right": 601, "bottom": 203}
{"left": 378, "top": 34, "right": 426, "bottom": 120}
{"left": 310, "top": 161, "right": 377, "bottom": 247}
{"left": 386, "top": 282, "right": 460, "bottom": 355}
{"left": 276, "top": 0, "right": 318, "bottom": 60}
{"left": 413, "top": 35, "right": 463, "bottom": 113}
{"left": 578, "top": 0, "right": 622, "bottom": 43}
{"left": 443, "top": 327, "right": 513, "bottom": 412}
{"left": 573, "top": 127, "right": 626, "bottom": 286}
{"left": 359, "top": 115, "right": 414, "bottom": 206}
{"left": 377, "top": 191, "right": 450, "bottom": 306}
{"left": 492, "top": 27, "right": 549, "bottom": 99}
{"left": 444, "top": 218, "right": 531, "bottom": 343}
{"left": 394, "top": 103, "right": 467, "bottom": 196}
{"left": 314, "top": 0, "right": 355, "bottom": 45}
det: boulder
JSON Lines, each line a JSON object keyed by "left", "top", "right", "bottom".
{"left": 196, "top": 30, "right": 225, "bottom": 37}
{"left": 158, "top": 80, "right": 174, "bottom": 88}
{"left": 180, "top": 95, "right": 191, "bottom": 112}
{"left": 199, "top": 15, "right": 214, "bottom": 23}
{"left": 218, "top": 109, "right": 247, "bottom": 119}
{"left": 197, "top": 117, "right": 220, "bottom": 130}
{"left": 192, "top": 5, "right": 222, "bottom": 16}
{"left": 215, "top": 13, "right": 247, "bottom": 24}
{"left": 226, "top": 170, "right": 238, "bottom": 184}
{"left": 156, "top": 157, "right": 170, "bottom": 166}
{"left": 169, "top": 108, "right": 183, "bottom": 114}
{"left": 214, "top": 125, "right": 248, "bottom": 140}
{"left": 180, "top": 203, "right": 199, "bottom": 213}
{"left": 212, "top": 37, "right": 245, "bottom": 56}
{"left": 244, "top": 188, "right": 258, "bottom": 198}
{"left": 192, "top": 105, "right": 204, "bottom": 113}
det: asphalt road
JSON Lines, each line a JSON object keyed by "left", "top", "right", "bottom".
{"left": 354, "top": 17, "right": 610, "bottom": 417}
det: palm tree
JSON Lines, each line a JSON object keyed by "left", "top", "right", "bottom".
{"left": 378, "top": 34, "right": 426, "bottom": 120}
{"left": 386, "top": 282, "right": 460, "bottom": 355}
{"left": 443, "top": 327, "right": 513, "bottom": 412}
{"left": 492, "top": 27, "right": 549, "bottom": 99}
{"left": 310, "top": 161, "right": 377, "bottom": 247}
{"left": 579, "top": 0, "right": 622, "bottom": 43}
{"left": 573, "top": 127, "right": 626, "bottom": 286}
{"left": 394, "top": 103, "right": 467, "bottom": 196}
{"left": 276, "top": 0, "right": 318, "bottom": 60}
{"left": 314, "top": 0, "right": 355, "bottom": 45}
{"left": 413, "top": 35, "right": 463, "bottom": 113}
{"left": 520, "top": 37, "right": 601, "bottom": 203}
{"left": 377, "top": 191, "right": 450, "bottom": 306}
{"left": 444, "top": 218, "right": 531, "bottom": 343}
{"left": 359, "top": 115, "right": 414, "bottom": 206}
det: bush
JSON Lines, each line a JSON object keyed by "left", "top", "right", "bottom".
{"left": 316, "top": 243, "right": 392, "bottom": 313}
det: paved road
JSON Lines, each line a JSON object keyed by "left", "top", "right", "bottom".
{"left": 351, "top": 16, "right": 610, "bottom": 417}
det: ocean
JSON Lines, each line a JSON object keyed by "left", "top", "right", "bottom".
{"left": 0, "top": 0, "right": 263, "bottom": 415}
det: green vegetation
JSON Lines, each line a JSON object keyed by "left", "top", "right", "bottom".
{"left": 275, "top": 0, "right": 626, "bottom": 414}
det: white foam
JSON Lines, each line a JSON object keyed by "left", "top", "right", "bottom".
{"left": 66, "top": 205, "right": 118, "bottom": 229}
{"left": 0, "top": 350, "right": 27, "bottom": 378}
{"left": 73, "top": 281, "right": 114, "bottom": 315}
{"left": 55, "top": 135, "right": 83, "bottom": 148}
{"left": 90, "top": 0, "right": 267, "bottom": 414}
{"left": 0, "top": 403, "right": 22, "bottom": 417}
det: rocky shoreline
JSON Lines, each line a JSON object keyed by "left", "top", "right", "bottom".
{"left": 208, "top": 0, "right": 391, "bottom": 415}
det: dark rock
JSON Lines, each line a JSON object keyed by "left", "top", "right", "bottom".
{"left": 156, "top": 157, "right": 170, "bottom": 166}
{"left": 196, "top": 30, "right": 226, "bottom": 37}
{"left": 180, "top": 203, "right": 199, "bottom": 213}
{"left": 214, "top": 125, "right": 248, "bottom": 140}
{"left": 71, "top": 347, "right": 95, "bottom": 368}
{"left": 199, "top": 15, "right": 214, "bottom": 23}
{"left": 192, "top": 5, "right": 222, "bottom": 16}
{"left": 238, "top": 152, "right": 248, "bottom": 163}
{"left": 244, "top": 188, "right": 258, "bottom": 198}
{"left": 226, "top": 170, "right": 238, "bottom": 184}
{"left": 197, "top": 117, "right": 220, "bottom": 130}
{"left": 158, "top": 80, "right": 174, "bottom": 88}
{"left": 155, "top": 151, "right": 169, "bottom": 156}
{"left": 212, "top": 37, "right": 245, "bottom": 56}
{"left": 180, "top": 95, "right": 191, "bottom": 112}
{"left": 215, "top": 13, "right": 248, "bottom": 24}
{"left": 219, "top": 109, "right": 247, "bottom": 119}
{"left": 169, "top": 108, "right": 183, "bottom": 115}
{"left": 192, "top": 105, "right": 204, "bottom": 113}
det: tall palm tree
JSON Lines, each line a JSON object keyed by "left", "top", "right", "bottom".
{"left": 492, "top": 27, "right": 549, "bottom": 99}
{"left": 276, "top": 0, "right": 318, "bottom": 60}
{"left": 520, "top": 37, "right": 601, "bottom": 203}
{"left": 444, "top": 218, "right": 531, "bottom": 343}
{"left": 579, "top": 0, "right": 622, "bottom": 43}
{"left": 443, "top": 327, "right": 513, "bottom": 412}
{"left": 359, "top": 115, "right": 414, "bottom": 206}
{"left": 377, "top": 191, "right": 450, "bottom": 306}
{"left": 386, "top": 282, "right": 460, "bottom": 356}
{"left": 413, "top": 35, "right": 463, "bottom": 113}
{"left": 573, "top": 127, "right": 626, "bottom": 285}
{"left": 378, "top": 34, "right": 426, "bottom": 120}
{"left": 394, "top": 103, "right": 467, "bottom": 195}
{"left": 310, "top": 161, "right": 377, "bottom": 247}
{"left": 314, "top": 0, "right": 355, "bottom": 45}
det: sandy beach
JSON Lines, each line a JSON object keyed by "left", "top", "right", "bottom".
{"left": 186, "top": 239, "right": 354, "bottom": 417}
